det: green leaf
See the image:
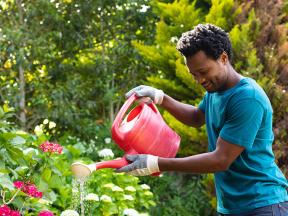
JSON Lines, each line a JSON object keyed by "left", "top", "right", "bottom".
{"left": 42, "top": 168, "right": 52, "bottom": 182}
{"left": 0, "top": 174, "right": 14, "bottom": 191}
{"left": 11, "top": 135, "right": 26, "bottom": 145}
{"left": 15, "top": 166, "right": 29, "bottom": 176}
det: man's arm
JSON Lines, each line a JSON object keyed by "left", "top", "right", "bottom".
{"left": 158, "top": 137, "right": 244, "bottom": 173}
{"left": 161, "top": 94, "right": 205, "bottom": 128}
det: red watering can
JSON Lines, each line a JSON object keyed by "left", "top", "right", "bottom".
{"left": 71, "top": 94, "right": 180, "bottom": 178}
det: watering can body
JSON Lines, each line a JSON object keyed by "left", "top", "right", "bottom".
{"left": 76, "top": 94, "right": 180, "bottom": 173}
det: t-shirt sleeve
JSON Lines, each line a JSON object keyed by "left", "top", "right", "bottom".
{"left": 198, "top": 93, "right": 207, "bottom": 113}
{"left": 219, "top": 99, "right": 264, "bottom": 149}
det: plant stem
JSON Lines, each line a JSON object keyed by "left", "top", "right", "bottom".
{"left": 1, "top": 188, "right": 21, "bottom": 205}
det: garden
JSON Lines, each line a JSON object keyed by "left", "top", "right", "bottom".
{"left": 0, "top": 0, "right": 287, "bottom": 215}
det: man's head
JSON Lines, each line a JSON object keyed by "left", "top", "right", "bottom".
{"left": 177, "top": 23, "right": 233, "bottom": 92}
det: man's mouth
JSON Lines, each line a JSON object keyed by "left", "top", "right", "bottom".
{"left": 203, "top": 83, "right": 211, "bottom": 89}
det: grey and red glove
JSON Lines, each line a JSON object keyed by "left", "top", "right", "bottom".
{"left": 115, "top": 154, "right": 159, "bottom": 176}
{"left": 125, "top": 85, "right": 164, "bottom": 105}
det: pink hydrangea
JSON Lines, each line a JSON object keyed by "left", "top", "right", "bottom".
{"left": 10, "top": 210, "right": 21, "bottom": 216}
{"left": 0, "top": 205, "right": 20, "bottom": 216}
{"left": 23, "top": 183, "right": 43, "bottom": 198}
{"left": 0, "top": 205, "right": 11, "bottom": 215}
{"left": 13, "top": 181, "right": 24, "bottom": 189}
{"left": 39, "top": 141, "right": 63, "bottom": 154}
{"left": 38, "top": 210, "right": 54, "bottom": 216}
{"left": 14, "top": 181, "right": 43, "bottom": 198}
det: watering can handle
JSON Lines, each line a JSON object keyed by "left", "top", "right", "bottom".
{"left": 148, "top": 102, "right": 160, "bottom": 116}
{"left": 111, "top": 94, "right": 138, "bottom": 142}
{"left": 95, "top": 157, "right": 129, "bottom": 170}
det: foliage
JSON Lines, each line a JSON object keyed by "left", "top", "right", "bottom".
{"left": 142, "top": 173, "right": 214, "bottom": 216}
{"left": 79, "top": 169, "right": 155, "bottom": 216}
{"left": 0, "top": 107, "right": 155, "bottom": 215}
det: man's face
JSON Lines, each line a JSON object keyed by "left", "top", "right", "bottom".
{"left": 185, "top": 51, "right": 229, "bottom": 93}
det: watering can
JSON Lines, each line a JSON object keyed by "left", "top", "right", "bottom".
{"left": 71, "top": 94, "right": 180, "bottom": 178}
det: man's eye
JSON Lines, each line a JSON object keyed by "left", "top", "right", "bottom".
{"left": 199, "top": 70, "right": 207, "bottom": 75}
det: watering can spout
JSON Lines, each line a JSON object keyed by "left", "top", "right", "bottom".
{"left": 71, "top": 157, "right": 129, "bottom": 178}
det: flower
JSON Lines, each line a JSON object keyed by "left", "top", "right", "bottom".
{"left": 100, "top": 195, "right": 112, "bottom": 203}
{"left": 104, "top": 137, "right": 111, "bottom": 144}
{"left": 43, "top": 119, "right": 49, "bottom": 124}
{"left": 123, "top": 208, "right": 139, "bottom": 216}
{"left": 60, "top": 210, "right": 79, "bottom": 216}
{"left": 14, "top": 181, "right": 43, "bottom": 198}
{"left": 0, "top": 205, "right": 11, "bottom": 215}
{"left": 40, "top": 141, "right": 63, "bottom": 154}
{"left": 38, "top": 199, "right": 52, "bottom": 205}
{"left": 103, "top": 183, "right": 114, "bottom": 188}
{"left": 10, "top": 210, "right": 21, "bottom": 216}
{"left": 98, "top": 148, "right": 114, "bottom": 158}
{"left": 34, "top": 125, "right": 43, "bottom": 136}
{"left": 0, "top": 205, "right": 20, "bottom": 216}
{"left": 13, "top": 181, "right": 24, "bottom": 189}
{"left": 85, "top": 193, "right": 99, "bottom": 201}
{"left": 123, "top": 195, "right": 134, "bottom": 201}
{"left": 38, "top": 210, "right": 55, "bottom": 216}
{"left": 140, "top": 184, "right": 150, "bottom": 190}
{"left": 112, "top": 185, "right": 123, "bottom": 192}
{"left": 48, "top": 121, "right": 56, "bottom": 129}
{"left": 125, "top": 186, "right": 136, "bottom": 192}
{"left": 144, "top": 191, "right": 153, "bottom": 197}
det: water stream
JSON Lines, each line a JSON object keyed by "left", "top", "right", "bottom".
{"left": 71, "top": 177, "right": 87, "bottom": 216}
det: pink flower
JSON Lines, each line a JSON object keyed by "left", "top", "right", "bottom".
{"left": 38, "top": 210, "right": 54, "bottom": 216}
{"left": 0, "top": 205, "right": 20, "bottom": 216}
{"left": 13, "top": 181, "right": 24, "bottom": 189}
{"left": 10, "top": 210, "right": 21, "bottom": 216}
{"left": 0, "top": 205, "right": 11, "bottom": 215}
{"left": 34, "top": 191, "right": 43, "bottom": 198}
{"left": 39, "top": 141, "right": 63, "bottom": 154}
{"left": 23, "top": 183, "right": 43, "bottom": 198}
{"left": 14, "top": 182, "right": 43, "bottom": 198}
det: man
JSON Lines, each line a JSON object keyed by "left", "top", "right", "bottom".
{"left": 116, "top": 24, "right": 288, "bottom": 215}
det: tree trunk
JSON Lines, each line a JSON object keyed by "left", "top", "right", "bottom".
{"left": 109, "top": 75, "right": 114, "bottom": 122}
{"left": 19, "top": 64, "right": 26, "bottom": 130}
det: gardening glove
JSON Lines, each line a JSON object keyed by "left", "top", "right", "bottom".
{"left": 115, "top": 154, "right": 159, "bottom": 176}
{"left": 125, "top": 85, "right": 164, "bottom": 105}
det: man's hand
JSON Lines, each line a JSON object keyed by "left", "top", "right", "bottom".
{"left": 115, "top": 154, "right": 159, "bottom": 176}
{"left": 125, "top": 85, "right": 164, "bottom": 105}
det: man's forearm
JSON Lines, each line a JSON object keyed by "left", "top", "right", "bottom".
{"left": 160, "top": 94, "right": 203, "bottom": 127}
{"left": 158, "top": 152, "right": 227, "bottom": 173}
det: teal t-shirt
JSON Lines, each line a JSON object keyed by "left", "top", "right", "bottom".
{"left": 199, "top": 77, "right": 288, "bottom": 214}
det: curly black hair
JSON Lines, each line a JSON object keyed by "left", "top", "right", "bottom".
{"left": 176, "top": 23, "right": 232, "bottom": 61}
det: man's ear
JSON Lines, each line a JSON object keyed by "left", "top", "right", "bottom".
{"left": 219, "top": 51, "right": 228, "bottom": 65}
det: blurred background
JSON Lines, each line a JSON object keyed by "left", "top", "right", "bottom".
{"left": 0, "top": 0, "right": 287, "bottom": 215}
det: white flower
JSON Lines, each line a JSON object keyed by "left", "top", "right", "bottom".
{"left": 85, "top": 193, "right": 99, "bottom": 201}
{"left": 60, "top": 210, "right": 79, "bottom": 216}
{"left": 103, "top": 183, "right": 114, "bottom": 189}
{"left": 125, "top": 186, "right": 136, "bottom": 192}
{"left": 104, "top": 137, "right": 111, "bottom": 144}
{"left": 123, "top": 195, "right": 134, "bottom": 201}
{"left": 98, "top": 148, "right": 114, "bottom": 158}
{"left": 170, "top": 36, "right": 178, "bottom": 43}
{"left": 139, "top": 5, "right": 149, "bottom": 13}
{"left": 144, "top": 191, "right": 153, "bottom": 196}
{"left": 38, "top": 198, "right": 52, "bottom": 205}
{"left": 49, "top": 121, "right": 56, "bottom": 129}
{"left": 123, "top": 208, "right": 139, "bottom": 216}
{"left": 34, "top": 125, "right": 43, "bottom": 136}
{"left": 112, "top": 185, "right": 123, "bottom": 192}
{"left": 140, "top": 184, "right": 150, "bottom": 190}
{"left": 43, "top": 119, "right": 49, "bottom": 124}
{"left": 100, "top": 195, "right": 112, "bottom": 203}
